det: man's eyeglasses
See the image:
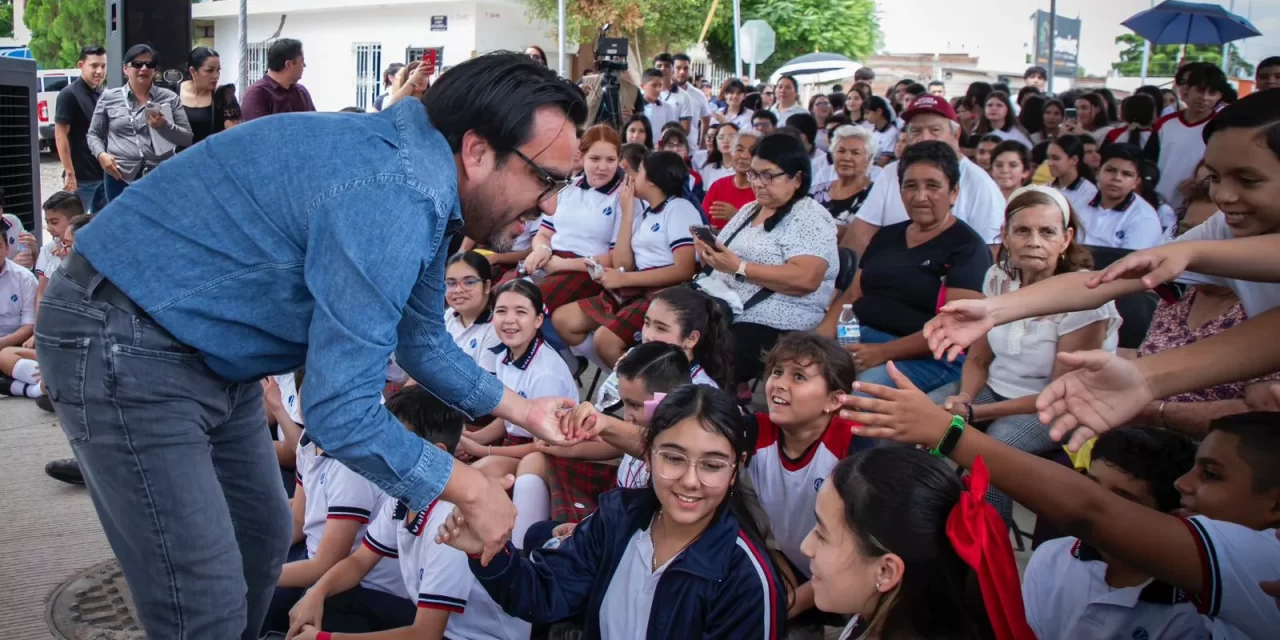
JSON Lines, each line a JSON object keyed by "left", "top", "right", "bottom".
{"left": 511, "top": 148, "right": 573, "bottom": 203}
{"left": 128, "top": 60, "right": 158, "bottom": 69}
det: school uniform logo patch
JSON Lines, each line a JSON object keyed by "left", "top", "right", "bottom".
{"left": 603, "top": 206, "right": 613, "bottom": 216}
{"left": 1131, "top": 629, "right": 1150, "bottom": 640}
{"left": 470, "top": 338, "right": 478, "bottom": 348}
{"left": 8, "top": 294, "right": 15, "bottom": 302}
{"left": 1117, "top": 230, "right": 1126, "bottom": 240}
{"left": 651, "top": 223, "right": 661, "bottom": 232}
{"left": 518, "top": 391, "right": 527, "bottom": 398}
{"left": 814, "top": 478, "right": 824, "bottom": 492}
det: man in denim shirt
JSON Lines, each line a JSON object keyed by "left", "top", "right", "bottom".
{"left": 35, "top": 53, "right": 586, "bottom": 640}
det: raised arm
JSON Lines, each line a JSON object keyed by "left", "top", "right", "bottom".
{"left": 1091, "top": 235, "right": 1280, "bottom": 290}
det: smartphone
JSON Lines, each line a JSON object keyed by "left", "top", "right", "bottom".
{"left": 690, "top": 225, "right": 719, "bottom": 247}
{"left": 424, "top": 49, "right": 438, "bottom": 70}
{"left": 1064, "top": 107, "right": 1078, "bottom": 121}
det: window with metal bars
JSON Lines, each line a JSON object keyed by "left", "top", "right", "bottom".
{"left": 0, "top": 84, "right": 36, "bottom": 232}
{"left": 246, "top": 42, "right": 271, "bottom": 81}
{"left": 354, "top": 43, "right": 383, "bottom": 111}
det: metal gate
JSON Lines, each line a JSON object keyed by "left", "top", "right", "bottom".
{"left": 354, "top": 43, "right": 383, "bottom": 111}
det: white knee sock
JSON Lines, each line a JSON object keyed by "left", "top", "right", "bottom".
{"left": 511, "top": 475, "right": 550, "bottom": 549}
{"left": 571, "top": 334, "right": 612, "bottom": 372}
{"left": 8, "top": 380, "right": 40, "bottom": 399}
{"left": 12, "top": 358, "right": 39, "bottom": 386}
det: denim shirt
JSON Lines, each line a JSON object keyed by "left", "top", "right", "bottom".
{"left": 72, "top": 99, "right": 504, "bottom": 510}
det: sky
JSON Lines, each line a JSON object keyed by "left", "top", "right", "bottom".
{"left": 876, "top": 0, "right": 1278, "bottom": 77}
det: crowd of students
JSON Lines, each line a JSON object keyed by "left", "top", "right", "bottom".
{"left": 6, "top": 42, "right": 1280, "bottom": 640}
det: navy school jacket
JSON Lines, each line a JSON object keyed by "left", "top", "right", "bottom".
{"left": 469, "top": 487, "right": 787, "bottom": 639}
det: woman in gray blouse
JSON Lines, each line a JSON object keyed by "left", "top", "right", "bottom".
{"left": 691, "top": 133, "right": 838, "bottom": 387}
{"left": 88, "top": 44, "right": 192, "bottom": 203}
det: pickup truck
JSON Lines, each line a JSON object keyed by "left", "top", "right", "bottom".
{"left": 36, "top": 69, "right": 78, "bottom": 153}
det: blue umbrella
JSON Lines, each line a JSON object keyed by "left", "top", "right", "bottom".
{"left": 1122, "top": 0, "right": 1261, "bottom": 45}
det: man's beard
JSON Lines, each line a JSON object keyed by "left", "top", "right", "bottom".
{"left": 460, "top": 200, "right": 528, "bottom": 253}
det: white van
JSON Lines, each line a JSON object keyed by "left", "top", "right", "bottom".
{"left": 37, "top": 69, "right": 78, "bottom": 153}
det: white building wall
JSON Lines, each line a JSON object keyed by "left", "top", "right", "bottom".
{"left": 200, "top": 0, "right": 560, "bottom": 112}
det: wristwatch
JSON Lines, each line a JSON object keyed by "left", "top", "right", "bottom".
{"left": 734, "top": 260, "right": 748, "bottom": 283}
{"left": 929, "top": 415, "right": 966, "bottom": 458}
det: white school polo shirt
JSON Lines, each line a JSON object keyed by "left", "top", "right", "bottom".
{"left": 1183, "top": 516, "right": 1280, "bottom": 639}
{"left": 1022, "top": 537, "right": 1207, "bottom": 640}
{"left": 34, "top": 240, "right": 63, "bottom": 278}
{"left": 1175, "top": 212, "right": 1280, "bottom": 318}
{"left": 854, "top": 156, "right": 1006, "bottom": 244}
{"left": 511, "top": 218, "right": 540, "bottom": 252}
{"left": 363, "top": 500, "right": 530, "bottom": 640}
{"left": 1053, "top": 175, "right": 1099, "bottom": 215}
{"left": 295, "top": 435, "right": 404, "bottom": 596}
{"left": 444, "top": 308, "right": 502, "bottom": 374}
{"left": 542, "top": 171, "right": 626, "bottom": 258}
{"left": 493, "top": 335, "right": 579, "bottom": 438}
{"left": 599, "top": 522, "right": 673, "bottom": 640}
{"left": 1153, "top": 111, "right": 1213, "bottom": 210}
{"left": 747, "top": 414, "right": 856, "bottom": 572}
{"left": 273, "top": 371, "right": 303, "bottom": 427}
{"left": 0, "top": 258, "right": 37, "bottom": 337}
{"left": 614, "top": 197, "right": 701, "bottom": 270}
{"left": 644, "top": 98, "right": 682, "bottom": 135}
{"left": 1075, "top": 192, "right": 1165, "bottom": 250}
{"left": 676, "top": 81, "right": 713, "bottom": 147}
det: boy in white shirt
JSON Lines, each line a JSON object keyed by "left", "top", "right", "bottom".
{"left": 1023, "top": 427, "right": 1206, "bottom": 640}
{"left": 1074, "top": 143, "right": 1165, "bottom": 250}
{"left": 641, "top": 69, "right": 681, "bottom": 135}
{"left": 286, "top": 385, "right": 530, "bottom": 640}
{"left": 1147, "top": 63, "right": 1227, "bottom": 210}
{"left": 0, "top": 254, "right": 36, "bottom": 351}
{"left": 33, "top": 192, "right": 84, "bottom": 308}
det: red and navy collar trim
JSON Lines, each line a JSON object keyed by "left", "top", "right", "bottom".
{"left": 577, "top": 168, "right": 625, "bottom": 195}
{"left": 453, "top": 307, "right": 493, "bottom": 325}
{"left": 490, "top": 334, "right": 545, "bottom": 370}
{"left": 1089, "top": 191, "right": 1136, "bottom": 212}
{"left": 1056, "top": 175, "right": 1086, "bottom": 192}
{"left": 298, "top": 432, "right": 330, "bottom": 457}
{"left": 1069, "top": 539, "right": 1191, "bottom": 604}
{"left": 394, "top": 500, "right": 438, "bottom": 537}
{"left": 644, "top": 196, "right": 677, "bottom": 216}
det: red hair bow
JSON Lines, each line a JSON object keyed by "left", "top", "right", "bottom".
{"left": 945, "top": 456, "right": 1036, "bottom": 640}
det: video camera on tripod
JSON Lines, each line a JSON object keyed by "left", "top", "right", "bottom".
{"left": 591, "top": 23, "right": 630, "bottom": 130}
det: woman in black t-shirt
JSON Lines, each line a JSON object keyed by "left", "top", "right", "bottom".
{"left": 818, "top": 141, "right": 991, "bottom": 395}
{"left": 179, "top": 47, "right": 241, "bottom": 147}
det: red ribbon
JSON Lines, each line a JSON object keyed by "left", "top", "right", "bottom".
{"left": 945, "top": 456, "right": 1036, "bottom": 640}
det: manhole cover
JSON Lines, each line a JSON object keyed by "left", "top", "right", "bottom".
{"left": 46, "top": 559, "right": 145, "bottom": 640}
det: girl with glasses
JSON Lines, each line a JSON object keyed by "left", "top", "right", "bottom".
{"left": 443, "top": 251, "right": 502, "bottom": 373}
{"left": 437, "top": 384, "right": 789, "bottom": 640}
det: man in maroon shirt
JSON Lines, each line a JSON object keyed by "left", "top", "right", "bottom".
{"left": 241, "top": 39, "right": 315, "bottom": 121}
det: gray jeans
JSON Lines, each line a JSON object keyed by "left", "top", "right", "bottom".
{"left": 35, "top": 270, "right": 291, "bottom": 639}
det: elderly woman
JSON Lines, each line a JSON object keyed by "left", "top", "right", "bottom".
{"left": 820, "top": 141, "right": 992, "bottom": 393}
{"left": 89, "top": 44, "right": 192, "bottom": 202}
{"left": 927, "top": 186, "right": 1119, "bottom": 525}
{"left": 701, "top": 127, "right": 760, "bottom": 230}
{"left": 811, "top": 125, "right": 877, "bottom": 240}
{"left": 692, "top": 133, "right": 838, "bottom": 387}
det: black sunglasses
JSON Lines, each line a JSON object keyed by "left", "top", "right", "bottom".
{"left": 129, "top": 60, "right": 158, "bottom": 69}
{"left": 511, "top": 148, "right": 572, "bottom": 203}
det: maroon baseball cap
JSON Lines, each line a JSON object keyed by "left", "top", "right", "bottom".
{"left": 901, "top": 94, "right": 958, "bottom": 123}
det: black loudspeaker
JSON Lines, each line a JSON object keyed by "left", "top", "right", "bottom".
{"left": 0, "top": 57, "right": 41, "bottom": 238}
{"left": 105, "top": 0, "right": 193, "bottom": 88}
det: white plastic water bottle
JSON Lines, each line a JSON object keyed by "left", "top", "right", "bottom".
{"left": 837, "top": 304, "right": 861, "bottom": 346}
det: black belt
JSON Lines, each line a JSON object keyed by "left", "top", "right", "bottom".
{"left": 60, "top": 250, "right": 151, "bottom": 319}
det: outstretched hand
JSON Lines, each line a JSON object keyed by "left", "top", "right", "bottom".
{"left": 839, "top": 361, "right": 955, "bottom": 447}
{"left": 518, "top": 396, "right": 584, "bottom": 445}
{"left": 1085, "top": 243, "right": 1193, "bottom": 290}
{"left": 1035, "top": 350, "right": 1157, "bottom": 451}
{"left": 923, "top": 298, "right": 997, "bottom": 362}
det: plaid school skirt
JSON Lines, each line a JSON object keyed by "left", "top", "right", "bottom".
{"left": 500, "top": 434, "right": 533, "bottom": 448}
{"left": 547, "top": 457, "right": 618, "bottom": 523}
{"left": 498, "top": 251, "right": 604, "bottom": 314}
{"left": 578, "top": 288, "right": 658, "bottom": 345}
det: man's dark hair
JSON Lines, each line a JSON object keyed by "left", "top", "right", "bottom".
{"left": 642, "top": 151, "right": 689, "bottom": 198}
{"left": 854, "top": 67, "right": 875, "bottom": 82}
{"left": 266, "top": 38, "right": 304, "bottom": 72}
{"left": 385, "top": 386, "right": 465, "bottom": 454}
{"left": 424, "top": 52, "right": 587, "bottom": 156}
{"left": 339, "top": 106, "right": 365, "bottom": 113}
{"left": 928, "top": 80, "right": 945, "bottom": 90}
{"left": 1203, "top": 89, "right": 1280, "bottom": 155}
{"left": 785, "top": 113, "right": 818, "bottom": 146}
{"left": 832, "top": 84, "right": 844, "bottom": 93}
{"left": 80, "top": 44, "right": 107, "bottom": 60}
{"left": 1182, "top": 63, "right": 1229, "bottom": 94}
{"left": 751, "top": 109, "right": 778, "bottom": 126}
{"left": 1259, "top": 56, "right": 1280, "bottom": 76}
{"left": 1024, "top": 65, "right": 1047, "bottom": 80}
{"left": 992, "top": 81, "right": 1011, "bottom": 95}
{"left": 1209, "top": 412, "right": 1280, "bottom": 493}
{"left": 1091, "top": 427, "right": 1196, "bottom": 513}
{"left": 905, "top": 82, "right": 928, "bottom": 97}
{"left": 898, "top": 140, "right": 961, "bottom": 189}
{"left": 1100, "top": 142, "right": 1143, "bottom": 173}
{"left": 43, "top": 191, "right": 86, "bottom": 218}
{"left": 654, "top": 52, "right": 674, "bottom": 66}
{"left": 641, "top": 68, "right": 664, "bottom": 84}
{"left": 672, "top": 53, "right": 691, "bottom": 64}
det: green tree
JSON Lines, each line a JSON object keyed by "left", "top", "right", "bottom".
{"left": 0, "top": 1, "right": 13, "bottom": 39}
{"left": 25, "top": 0, "right": 105, "bottom": 69}
{"left": 1112, "top": 33, "right": 1254, "bottom": 78}
{"left": 524, "top": 0, "right": 712, "bottom": 62}
{"left": 704, "top": 0, "right": 880, "bottom": 79}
